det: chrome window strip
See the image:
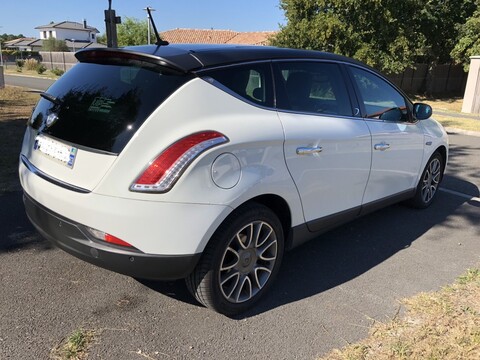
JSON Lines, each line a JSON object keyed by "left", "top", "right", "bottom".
{"left": 21, "top": 155, "right": 91, "bottom": 194}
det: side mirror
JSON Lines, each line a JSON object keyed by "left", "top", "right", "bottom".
{"left": 413, "top": 103, "right": 432, "bottom": 120}
{"left": 379, "top": 107, "right": 403, "bottom": 121}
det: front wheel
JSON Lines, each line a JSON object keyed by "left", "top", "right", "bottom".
{"left": 186, "top": 203, "right": 284, "bottom": 316}
{"left": 409, "top": 152, "right": 444, "bottom": 209}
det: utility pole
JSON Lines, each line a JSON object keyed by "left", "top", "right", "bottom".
{"left": 0, "top": 26, "right": 4, "bottom": 67}
{"left": 104, "top": 0, "right": 121, "bottom": 47}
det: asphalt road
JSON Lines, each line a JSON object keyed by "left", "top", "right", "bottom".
{"left": 1, "top": 133, "right": 479, "bottom": 359}
{"left": 4, "top": 74, "right": 55, "bottom": 91}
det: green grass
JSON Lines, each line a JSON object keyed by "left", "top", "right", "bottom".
{"left": 319, "top": 268, "right": 480, "bottom": 360}
{"left": 51, "top": 329, "right": 95, "bottom": 360}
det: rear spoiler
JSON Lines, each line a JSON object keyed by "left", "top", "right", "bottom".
{"left": 75, "top": 48, "right": 188, "bottom": 75}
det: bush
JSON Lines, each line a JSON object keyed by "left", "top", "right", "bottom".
{"left": 16, "top": 59, "right": 24, "bottom": 68}
{"left": 51, "top": 68, "right": 65, "bottom": 76}
{"left": 24, "top": 58, "right": 38, "bottom": 71}
{"left": 36, "top": 64, "right": 47, "bottom": 74}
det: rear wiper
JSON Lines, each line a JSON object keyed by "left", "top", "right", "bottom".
{"left": 40, "top": 92, "right": 62, "bottom": 106}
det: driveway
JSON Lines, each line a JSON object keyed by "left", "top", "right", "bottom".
{"left": 0, "top": 133, "right": 479, "bottom": 359}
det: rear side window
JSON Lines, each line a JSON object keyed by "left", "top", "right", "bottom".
{"left": 30, "top": 63, "right": 193, "bottom": 153}
{"left": 203, "top": 63, "right": 274, "bottom": 108}
{"left": 274, "top": 62, "right": 353, "bottom": 117}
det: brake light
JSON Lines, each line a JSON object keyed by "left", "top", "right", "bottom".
{"left": 131, "top": 131, "right": 228, "bottom": 193}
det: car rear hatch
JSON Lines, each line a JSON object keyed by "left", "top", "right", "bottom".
{"left": 21, "top": 48, "right": 196, "bottom": 192}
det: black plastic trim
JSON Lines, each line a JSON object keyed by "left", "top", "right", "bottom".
{"left": 289, "top": 189, "right": 416, "bottom": 249}
{"left": 23, "top": 193, "right": 201, "bottom": 280}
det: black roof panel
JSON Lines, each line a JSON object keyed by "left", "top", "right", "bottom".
{"left": 77, "top": 44, "right": 367, "bottom": 73}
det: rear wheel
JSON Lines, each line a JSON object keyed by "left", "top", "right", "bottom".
{"left": 186, "top": 203, "right": 284, "bottom": 316}
{"left": 410, "top": 152, "right": 444, "bottom": 209}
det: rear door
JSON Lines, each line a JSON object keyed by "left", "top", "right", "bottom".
{"left": 274, "top": 61, "right": 371, "bottom": 231}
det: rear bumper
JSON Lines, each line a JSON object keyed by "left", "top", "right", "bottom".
{"left": 24, "top": 193, "right": 201, "bottom": 280}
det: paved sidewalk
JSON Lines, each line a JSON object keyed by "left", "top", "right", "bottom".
{"left": 435, "top": 109, "right": 480, "bottom": 120}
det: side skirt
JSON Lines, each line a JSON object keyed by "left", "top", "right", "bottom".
{"left": 288, "top": 189, "right": 415, "bottom": 250}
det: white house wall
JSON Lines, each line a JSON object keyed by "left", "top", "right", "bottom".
{"left": 38, "top": 28, "right": 96, "bottom": 42}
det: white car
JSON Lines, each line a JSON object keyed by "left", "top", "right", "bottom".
{"left": 19, "top": 44, "right": 448, "bottom": 315}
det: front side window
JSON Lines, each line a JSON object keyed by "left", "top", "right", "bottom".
{"left": 203, "top": 63, "right": 273, "bottom": 107}
{"left": 274, "top": 61, "right": 353, "bottom": 117}
{"left": 350, "top": 66, "right": 410, "bottom": 121}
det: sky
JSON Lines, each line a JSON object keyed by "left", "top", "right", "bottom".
{"left": 0, "top": 0, "right": 286, "bottom": 38}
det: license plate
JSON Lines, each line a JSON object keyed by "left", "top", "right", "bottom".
{"left": 34, "top": 135, "right": 78, "bottom": 169}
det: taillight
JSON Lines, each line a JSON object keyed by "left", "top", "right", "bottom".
{"left": 86, "top": 227, "right": 134, "bottom": 248}
{"left": 131, "top": 131, "right": 228, "bottom": 193}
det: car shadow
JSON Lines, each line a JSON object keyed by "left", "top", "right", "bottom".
{"left": 139, "top": 187, "right": 474, "bottom": 318}
{"left": 0, "top": 191, "right": 53, "bottom": 252}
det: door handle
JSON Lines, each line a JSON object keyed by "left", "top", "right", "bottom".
{"left": 374, "top": 142, "right": 390, "bottom": 151}
{"left": 296, "top": 146, "right": 323, "bottom": 155}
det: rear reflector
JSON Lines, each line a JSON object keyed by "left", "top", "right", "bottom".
{"left": 86, "top": 227, "right": 133, "bottom": 248}
{"left": 104, "top": 234, "right": 133, "bottom": 247}
{"left": 131, "top": 131, "right": 228, "bottom": 193}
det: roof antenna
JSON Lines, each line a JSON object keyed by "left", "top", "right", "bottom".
{"left": 146, "top": 6, "right": 169, "bottom": 46}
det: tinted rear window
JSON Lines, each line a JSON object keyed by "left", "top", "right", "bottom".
{"left": 30, "top": 63, "right": 193, "bottom": 153}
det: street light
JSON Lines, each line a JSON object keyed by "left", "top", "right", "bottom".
{"left": 143, "top": 7, "right": 156, "bottom": 45}
{"left": 71, "top": 39, "right": 76, "bottom": 52}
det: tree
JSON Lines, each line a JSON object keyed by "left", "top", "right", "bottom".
{"left": 42, "top": 37, "right": 69, "bottom": 52}
{"left": 96, "top": 33, "right": 107, "bottom": 45}
{"left": 416, "top": 0, "right": 477, "bottom": 65}
{"left": 117, "top": 17, "right": 148, "bottom": 46}
{"left": 272, "top": 0, "right": 477, "bottom": 73}
{"left": 271, "top": 0, "right": 423, "bottom": 74}
{"left": 451, "top": 3, "right": 480, "bottom": 70}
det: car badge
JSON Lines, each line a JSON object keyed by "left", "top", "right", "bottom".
{"left": 46, "top": 113, "right": 59, "bottom": 128}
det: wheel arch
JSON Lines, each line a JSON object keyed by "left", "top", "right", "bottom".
{"left": 435, "top": 145, "right": 448, "bottom": 177}
{"left": 247, "top": 194, "right": 293, "bottom": 248}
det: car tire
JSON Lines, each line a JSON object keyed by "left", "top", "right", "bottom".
{"left": 409, "top": 152, "right": 444, "bottom": 209}
{"left": 185, "top": 202, "right": 284, "bottom": 316}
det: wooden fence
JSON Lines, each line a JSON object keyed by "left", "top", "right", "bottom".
{"left": 39, "top": 51, "right": 77, "bottom": 72}
{"left": 388, "top": 63, "right": 468, "bottom": 96}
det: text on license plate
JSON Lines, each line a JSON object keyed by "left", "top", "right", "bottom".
{"left": 34, "top": 135, "right": 78, "bottom": 169}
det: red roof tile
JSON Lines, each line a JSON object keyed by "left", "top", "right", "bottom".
{"left": 160, "top": 29, "right": 277, "bottom": 45}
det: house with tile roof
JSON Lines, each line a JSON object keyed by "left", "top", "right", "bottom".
{"left": 160, "top": 29, "right": 276, "bottom": 46}
{"left": 35, "top": 20, "right": 99, "bottom": 43}
{"left": 4, "top": 38, "right": 42, "bottom": 52}
{"left": 5, "top": 21, "right": 105, "bottom": 52}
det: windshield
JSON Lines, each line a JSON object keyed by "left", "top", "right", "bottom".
{"left": 30, "top": 62, "right": 193, "bottom": 153}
